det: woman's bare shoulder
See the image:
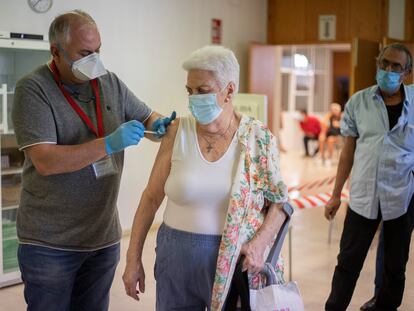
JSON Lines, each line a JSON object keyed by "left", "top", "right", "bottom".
{"left": 165, "top": 118, "right": 180, "bottom": 139}
{"left": 159, "top": 118, "right": 180, "bottom": 150}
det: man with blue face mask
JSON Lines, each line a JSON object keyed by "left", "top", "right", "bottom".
{"left": 324, "top": 43, "right": 414, "bottom": 311}
{"left": 11, "top": 10, "right": 175, "bottom": 311}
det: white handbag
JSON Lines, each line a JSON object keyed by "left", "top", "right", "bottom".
{"left": 250, "top": 263, "right": 305, "bottom": 311}
{"left": 250, "top": 202, "right": 305, "bottom": 311}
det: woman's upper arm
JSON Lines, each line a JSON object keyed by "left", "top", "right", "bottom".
{"left": 144, "top": 119, "right": 179, "bottom": 204}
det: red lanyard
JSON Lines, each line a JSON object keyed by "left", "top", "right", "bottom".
{"left": 50, "top": 61, "right": 104, "bottom": 137}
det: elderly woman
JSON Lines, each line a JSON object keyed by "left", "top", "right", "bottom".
{"left": 122, "top": 45, "right": 289, "bottom": 310}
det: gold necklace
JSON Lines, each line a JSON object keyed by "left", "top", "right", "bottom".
{"left": 199, "top": 115, "right": 234, "bottom": 153}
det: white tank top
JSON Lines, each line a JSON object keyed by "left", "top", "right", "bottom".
{"left": 163, "top": 115, "right": 240, "bottom": 235}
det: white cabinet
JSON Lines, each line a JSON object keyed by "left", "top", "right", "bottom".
{"left": 0, "top": 38, "right": 50, "bottom": 287}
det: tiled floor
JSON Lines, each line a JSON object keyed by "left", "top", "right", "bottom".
{"left": 0, "top": 151, "right": 413, "bottom": 310}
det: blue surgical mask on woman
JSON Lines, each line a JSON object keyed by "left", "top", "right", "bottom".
{"left": 376, "top": 68, "right": 402, "bottom": 94}
{"left": 188, "top": 93, "right": 223, "bottom": 125}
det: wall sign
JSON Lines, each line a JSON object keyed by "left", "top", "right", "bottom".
{"left": 211, "top": 18, "right": 222, "bottom": 44}
{"left": 319, "top": 15, "right": 336, "bottom": 41}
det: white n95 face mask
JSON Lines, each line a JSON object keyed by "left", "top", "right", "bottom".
{"left": 71, "top": 53, "right": 107, "bottom": 81}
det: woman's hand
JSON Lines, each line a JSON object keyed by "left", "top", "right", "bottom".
{"left": 240, "top": 240, "right": 267, "bottom": 274}
{"left": 122, "top": 259, "right": 145, "bottom": 301}
{"left": 239, "top": 203, "right": 287, "bottom": 275}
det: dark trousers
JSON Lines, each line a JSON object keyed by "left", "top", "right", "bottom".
{"left": 325, "top": 203, "right": 413, "bottom": 311}
{"left": 303, "top": 135, "right": 319, "bottom": 156}
{"left": 18, "top": 243, "right": 120, "bottom": 311}
{"left": 374, "top": 226, "right": 385, "bottom": 296}
{"left": 374, "top": 198, "right": 414, "bottom": 297}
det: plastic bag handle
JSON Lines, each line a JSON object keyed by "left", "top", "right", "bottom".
{"left": 260, "top": 201, "right": 294, "bottom": 285}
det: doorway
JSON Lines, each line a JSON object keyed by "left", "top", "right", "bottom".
{"left": 249, "top": 43, "right": 351, "bottom": 152}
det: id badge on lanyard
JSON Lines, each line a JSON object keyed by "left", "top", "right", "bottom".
{"left": 92, "top": 155, "right": 118, "bottom": 179}
{"left": 50, "top": 61, "right": 118, "bottom": 179}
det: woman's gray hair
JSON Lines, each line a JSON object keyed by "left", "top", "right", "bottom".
{"left": 49, "top": 10, "right": 97, "bottom": 48}
{"left": 182, "top": 45, "right": 240, "bottom": 93}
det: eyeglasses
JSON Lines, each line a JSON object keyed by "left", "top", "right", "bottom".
{"left": 378, "top": 58, "right": 406, "bottom": 73}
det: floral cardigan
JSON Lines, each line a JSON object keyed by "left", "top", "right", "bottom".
{"left": 210, "top": 115, "right": 288, "bottom": 311}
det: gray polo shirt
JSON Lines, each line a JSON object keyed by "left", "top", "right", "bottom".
{"left": 12, "top": 64, "right": 152, "bottom": 250}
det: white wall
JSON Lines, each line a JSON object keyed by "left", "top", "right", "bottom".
{"left": 0, "top": 0, "right": 267, "bottom": 229}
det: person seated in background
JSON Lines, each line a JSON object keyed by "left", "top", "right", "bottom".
{"left": 318, "top": 103, "right": 342, "bottom": 165}
{"left": 122, "top": 45, "right": 289, "bottom": 311}
{"left": 298, "top": 109, "right": 321, "bottom": 157}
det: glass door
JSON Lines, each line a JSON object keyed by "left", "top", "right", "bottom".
{"left": 0, "top": 38, "right": 50, "bottom": 287}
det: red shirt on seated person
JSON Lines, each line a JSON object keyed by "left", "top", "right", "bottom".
{"left": 299, "top": 110, "right": 321, "bottom": 138}
{"left": 298, "top": 109, "right": 321, "bottom": 156}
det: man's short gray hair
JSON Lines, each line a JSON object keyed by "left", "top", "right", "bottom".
{"left": 49, "top": 10, "right": 97, "bottom": 48}
{"left": 377, "top": 43, "right": 413, "bottom": 72}
{"left": 182, "top": 45, "right": 240, "bottom": 93}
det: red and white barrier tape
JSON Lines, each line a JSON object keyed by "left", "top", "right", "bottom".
{"left": 288, "top": 175, "right": 337, "bottom": 192}
{"left": 289, "top": 191, "right": 349, "bottom": 209}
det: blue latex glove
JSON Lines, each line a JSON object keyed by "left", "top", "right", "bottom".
{"left": 151, "top": 111, "right": 177, "bottom": 137}
{"left": 104, "top": 120, "right": 145, "bottom": 154}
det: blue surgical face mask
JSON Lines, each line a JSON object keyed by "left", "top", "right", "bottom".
{"left": 188, "top": 93, "right": 223, "bottom": 125}
{"left": 376, "top": 68, "right": 402, "bottom": 94}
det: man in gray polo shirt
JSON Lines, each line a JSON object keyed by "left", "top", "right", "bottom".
{"left": 11, "top": 10, "right": 175, "bottom": 311}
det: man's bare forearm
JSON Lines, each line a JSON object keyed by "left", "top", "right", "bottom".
{"left": 332, "top": 137, "right": 356, "bottom": 198}
{"left": 25, "top": 138, "right": 106, "bottom": 176}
